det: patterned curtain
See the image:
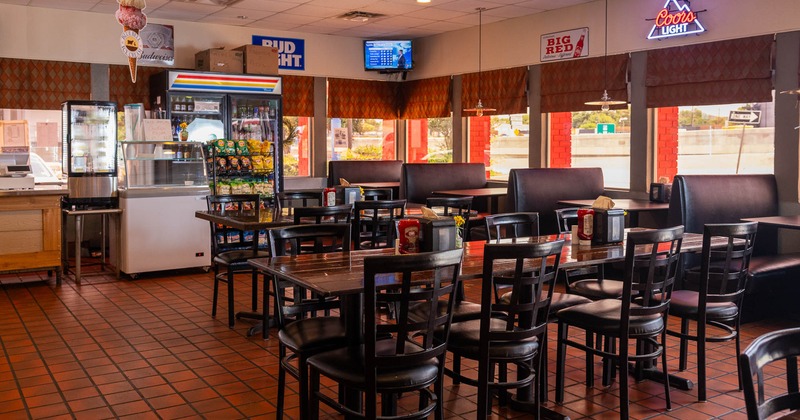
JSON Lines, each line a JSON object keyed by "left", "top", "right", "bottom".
{"left": 109, "top": 65, "right": 164, "bottom": 110}
{"left": 541, "top": 54, "right": 629, "bottom": 113}
{"left": 646, "top": 35, "right": 774, "bottom": 108}
{"left": 0, "top": 58, "right": 91, "bottom": 109}
{"left": 283, "top": 75, "right": 314, "bottom": 117}
{"left": 398, "top": 76, "right": 451, "bottom": 120}
{"left": 328, "top": 78, "right": 400, "bottom": 119}
{"left": 461, "top": 66, "right": 528, "bottom": 115}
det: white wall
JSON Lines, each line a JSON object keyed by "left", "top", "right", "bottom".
{"left": 2, "top": 0, "right": 800, "bottom": 80}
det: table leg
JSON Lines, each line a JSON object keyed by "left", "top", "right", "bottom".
{"left": 115, "top": 212, "right": 121, "bottom": 279}
{"left": 342, "top": 293, "right": 363, "bottom": 418}
{"left": 101, "top": 214, "right": 107, "bottom": 271}
{"left": 75, "top": 214, "right": 82, "bottom": 285}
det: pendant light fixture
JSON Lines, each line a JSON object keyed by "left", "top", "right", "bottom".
{"left": 584, "top": 0, "right": 626, "bottom": 111}
{"left": 463, "top": 7, "right": 496, "bottom": 117}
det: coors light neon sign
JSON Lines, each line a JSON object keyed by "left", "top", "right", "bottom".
{"left": 647, "top": 0, "right": 706, "bottom": 40}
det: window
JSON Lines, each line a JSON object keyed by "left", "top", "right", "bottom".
{"left": 468, "top": 113, "right": 529, "bottom": 180}
{"left": 282, "top": 116, "right": 310, "bottom": 177}
{"left": 327, "top": 118, "right": 395, "bottom": 161}
{"left": 0, "top": 108, "right": 63, "bottom": 181}
{"left": 406, "top": 117, "right": 452, "bottom": 163}
{"left": 655, "top": 99, "right": 775, "bottom": 180}
{"left": 548, "top": 108, "right": 631, "bottom": 189}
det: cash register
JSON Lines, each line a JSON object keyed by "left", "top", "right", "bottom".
{"left": 0, "top": 154, "right": 35, "bottom": 189}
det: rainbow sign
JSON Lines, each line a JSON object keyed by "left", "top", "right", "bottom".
{"left": 167, "top": 72, "right": 282, "bottom": 94}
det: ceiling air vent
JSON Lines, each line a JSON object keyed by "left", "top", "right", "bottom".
{"left": 339, "top": 11, "right": 383, "bottom": 22}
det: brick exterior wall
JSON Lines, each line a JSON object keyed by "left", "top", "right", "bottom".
{"left": 407, "top": 119, "right": 429, "bottom": 163}
{"left": 550, "top": 112, "right": 572, "bottom": 168}
{"left": 656, "top": 107, "right": 679, "bottom": 182}
{"left": 297, "top": 117, "right": 310, "bottom": 176}
{"left": 382, "top": 119, "right": 396, "bottom": 160}
{"left": 468, "top": 116, "right": 491, "bottom": 177}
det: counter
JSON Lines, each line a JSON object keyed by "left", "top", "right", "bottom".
{"left": 0, "top": 186, "right": 68, "bottom": 280}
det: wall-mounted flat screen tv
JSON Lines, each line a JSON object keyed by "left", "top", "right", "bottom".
{"left": 364, "top": 40, "right": 413, "bottom": 71}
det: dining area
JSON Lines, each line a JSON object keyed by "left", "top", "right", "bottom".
{"left": 187, "top": 164, "right": 800, "bottom": 419}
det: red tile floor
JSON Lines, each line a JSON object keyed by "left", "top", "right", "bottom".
{"left": 0, "top": 264, "right": 797, "bottom": 419}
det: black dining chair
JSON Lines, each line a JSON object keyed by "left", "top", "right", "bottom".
{"left": 739, "top": 327, "right": 800, "bottom": 420}
{"left": 277, "top": 189, "right": 322, "bottom": 216}
{"left": 667, "top": 221, "right": 757, "bottom": 401}
{"left": 361, "top": 187, "right": 393, "bottom": 200}
{"left": 426, "top": 196, "right": 474, "bottom": 240}
{"left": 292, "top": 203, "right": 353, "bottom": 225}
{"left": 555, "top": 208, "right": 622, "bottom": 301}
{"left": 352, "top": 199, "right": 406, "bottom": 250}
{"left": 441, "top": 240, "right": 564, "bottom": 417}
{"left": 267, "top": 223, "right": 351, "bottom": 420}
{"left": 205, "top": 194, "right": 269, "bottom": 328}
{"left": 307, "top": 249, "right": 464, "bottom": 419}
{"left": 555, "top": 226, "right": 684, "bottom": 420}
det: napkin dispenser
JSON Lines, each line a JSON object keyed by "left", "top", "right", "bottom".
{"left": 334, "top": 186, "right": 362, "bottom": 204}
{"left": 593, "top": 208, "right": 625, "bottom": 244}
{"left": 649, "top": 183, "right": 672, "bottom": 203}
{"left": 419, "top": 217, "right": 457, "bottom": 252}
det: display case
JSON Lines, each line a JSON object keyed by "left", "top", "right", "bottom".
{"left": 120, "top": 141, "right": 207, "bottom": 189}
{"left": 117, "top": 141, "right": 211, "bottom": 277}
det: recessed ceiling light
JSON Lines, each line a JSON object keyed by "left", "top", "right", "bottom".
{"left": 237, "top": 15, "right": 248, "bottom": 19}
{"left": 417, "top": 0, "right": 431, "bottom": 3}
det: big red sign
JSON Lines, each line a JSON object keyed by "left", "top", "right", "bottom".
{"left": 541, "top": 28, "right": 589, "bottom": 62}
{"left": 647, "top": 0, "right": 706, "bottom": 40}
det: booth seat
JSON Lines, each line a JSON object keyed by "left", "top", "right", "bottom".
{"left": 506, "top": 167, "right": 605, "bottom": 235}
{"left": 400, "top": 163, "right": 488, "bottom": 206}
{"left": 327, "top": 160, "right": 403, "bottom": 187}
{"left": 668, "top": 174, "right": 800, "bottom": 321}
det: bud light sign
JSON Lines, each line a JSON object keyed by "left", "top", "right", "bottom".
{"left": 540, "top": 28, "right": 589, "bottom": 62}
{"left": 252, "top": 35, "right": 305, "bottom": 71}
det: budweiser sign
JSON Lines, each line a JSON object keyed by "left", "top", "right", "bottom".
{"left": 647, "top": 0, "right": 706, "bottom": 40}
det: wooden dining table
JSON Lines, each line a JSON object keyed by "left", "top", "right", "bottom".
{"left": 433, "top": 187, "right": 508, "bottom": 214}
{"left": 557, "top": 198, "right": 670, "bottom": 227}
{"left": 249, "top": 229, "right": 714, "bottom": 417}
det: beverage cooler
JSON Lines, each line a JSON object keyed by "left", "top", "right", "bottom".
{"left": 150, "top": 70, "right": 284, "bottom": 197}
{"left": 61, "top": 100, "right": 118, "bottom": 207}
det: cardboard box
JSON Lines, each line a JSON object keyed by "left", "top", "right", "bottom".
{"left": 195, "top": 48, "right": 243, "bottom": 73}
{"left": 234, "top": 45, "right": 279, "bottom": 75}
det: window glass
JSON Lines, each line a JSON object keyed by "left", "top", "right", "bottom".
{"left": 282, "top": 116, "right": 310, "bottom": 177}
{"left": 327, "top": 118, "right": 395, "bottom": 161}
{"left": 547, "top": 109, "right": 631, "bottom": 189}
{"left": 0, "top": 109, "right": 63, "bottom": 181}
{"left": 468, "top": 113, "right": 529, "bottom": 180}
{"left": 662, "top": 100, "right": 774, "bottom": 176}
{"left": 407, "top": 117, "right": 452, "bottom": 163}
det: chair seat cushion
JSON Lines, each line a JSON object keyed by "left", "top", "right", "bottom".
{"left": 570, "top": 279, "right": 624, "bottom": 300}
{"left": 749, "top": 253, "right": 800, "bottom": 277}
{"left": 214, "top": 249, "right": 270, "bottom": 266}
{"left": 668, "top": 290, "right": 739, "bottom": 320}
{"left": 556, "top": 299, "right": 664, "bottom": 336}
{"left": 445, "top": 318, "right": 539, "bottom": 360}
{"left": 307, "top": 340, "right": 439, "bottom": 389}
{"left": 278, "top": 316, "right": 348, "bottom": 354}
{"left": 499, "top": 291, "right": 592, "bottom": 314}
{"left": 408, "top": 300, "right": 483, "bottom": 324}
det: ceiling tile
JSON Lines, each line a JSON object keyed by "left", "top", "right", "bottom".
{"left": 484, "top": 5, "right": 545, "bottom": 18}
{"left": 259, "top": 12, "right": 321, "bottom": 25}
{"left": 306, "top": 0, "right": 374, "bottom": 10}
{"left": 375, "top": 15, "right": 437, "bottom": 29}
{"left": 359, "top": 0, "right": 424, "bottom": 16}
{"left": 284, "top": 3, "right": 348, "bottom": 18}
{"left": 246, "top": 19, "right": 303, "bottom": 31}
{"left": 209, "top": 6, "right": 274, "bottom": 20}
{"left": 0, "top": 0, "right": 32, "bottom": 5}
{"left": 28, "top": 0, "right": 99, "bottom": 11}
{"left": 402, "top": 7, "right": 467, "bottom": 21}
{"left": 231, "top": 0, "right": 298, "bottom": 12}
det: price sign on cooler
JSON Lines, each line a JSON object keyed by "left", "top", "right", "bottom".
{"left": 728, "top": 110, "right": 761, "bottom": 125}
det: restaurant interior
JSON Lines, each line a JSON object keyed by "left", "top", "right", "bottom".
{"left": 2, "top": 0, "right": 800, "bottom": 419}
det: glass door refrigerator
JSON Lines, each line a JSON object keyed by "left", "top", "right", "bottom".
{"left": 150, "top": 70, "right": 283, "bottom": 197}
{"left": 61, "top": 100, "right": 118, "bottom": 208}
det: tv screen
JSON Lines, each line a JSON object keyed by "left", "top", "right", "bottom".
{"left": 364, "top": 40, "right": 413, "bottom": 71}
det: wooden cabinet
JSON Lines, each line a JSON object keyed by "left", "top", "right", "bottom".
{"left": 0, "top": 188, "right": 67, "bottom": 280}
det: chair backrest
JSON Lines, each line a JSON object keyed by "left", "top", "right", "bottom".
{"left": 206, "top": 194, "right": 262, "bottom": 255}
{"left": 268, "top": 223, "right": 351, "bottom": 257}
{"left": 400, "top": 163, "right": 487, "bottom": 205}
{"left": 353, "top": 199, "right": 406, "bottom": 250}
{"left": 327, "top": 160, "right": 403, "bottom": 187}
{"left": 555, "top": 207, "right": 579, "bottom": 234}
{"left": 621, "top": 226, "right": 684, "bottom": 331}
{"left": 426, "top": 196, "right": 473, "bottom": 217}
{"left": 362, "top": 249, "right": 463, "bottom": 378}
{"left": 278, "top": 190, "right": 322, "bottom": 215}
{"left": 362, "top": 188, "right": 393, "bottom": 200}
{"left": 480, "top": 240, "right": 564, "bottom": 346}
{"left": 293, "top": 204, "right": 353, "bottom": 225}
{"left": 740, "top": 327, "right": 800, "bottom": 420}
{"left": 687, "top": 222, "right": 757, "bottom": 313}
{"left": 485, "top": 212, "right": 540, "bottom": 241}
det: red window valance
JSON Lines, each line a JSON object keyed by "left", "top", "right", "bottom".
{"left": 398, "top": 76, "right": 451, "bottom": 120}
{"left": 328, "top": 78, "right": 400, "bottom": 120}
{"left": 283, "top": 75, "right": 314, "bottom": 117}
{"left": 461, "top": 66, "right": 528, "bottom": 115}
{"left": 0, "top": 58, "right": 91, "bottom": 110}
{"left": 646, "top": 35, "right": 774, "bottom": 108}
{"left": 541, "top": 54, "right": 629, "bottom": 113}
{"left": 109, "top": 65, "right": 163, "bottom": 110}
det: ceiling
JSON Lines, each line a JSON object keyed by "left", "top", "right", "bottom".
{"left": 1, "top": 0, "right": 594, "bottom": 38}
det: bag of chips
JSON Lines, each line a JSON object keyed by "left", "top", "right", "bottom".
{"left": 234, "top": 139, "right": 249, "bottom": 155}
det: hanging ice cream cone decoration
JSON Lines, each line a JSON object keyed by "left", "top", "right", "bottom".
{"left": 116, "top": 0, "right": 147, "bottom": 83}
